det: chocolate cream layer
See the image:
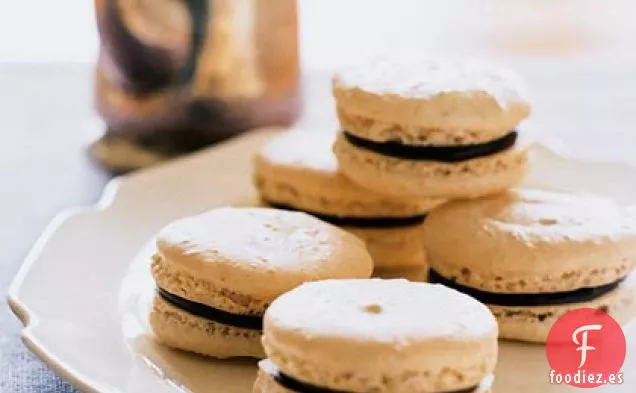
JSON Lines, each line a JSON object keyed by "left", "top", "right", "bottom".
{"left": 260, "top": 359, "right": 480, "bottom": 393}
{"left": 428, "top": 269, "right": 626, "bottom": 307}
{"left": 157, "top": 287, "right": 263, "bottom": 330}
{"left": 343, "top": 131, "right": 518, "bottom": 163}
{"left": 265, "top": 201, "right": 427, "bottom": 228}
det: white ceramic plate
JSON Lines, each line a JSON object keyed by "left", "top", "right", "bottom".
{"left": 8, "top": 129, "right": 636, "bottom": 393}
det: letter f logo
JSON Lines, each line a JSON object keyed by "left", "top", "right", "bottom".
{"left": 572, "top": 324, "right": 603, "bottom": 368}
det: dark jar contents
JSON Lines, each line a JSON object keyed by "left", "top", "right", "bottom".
{"left": 91, "top": 0, "right": 301, "bottom": 172}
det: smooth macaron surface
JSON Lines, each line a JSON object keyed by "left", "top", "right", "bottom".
{"left": 156, "top": 207, "right": 374, "bottom": 301}
{"left": 424, "top": 189, "right": 636, "bottom": 293}
{"left": 254, "top": 130, "right": 443, "bottom": 217}
{"left": 262, "top": 279, "right": 498, "bottom": 393}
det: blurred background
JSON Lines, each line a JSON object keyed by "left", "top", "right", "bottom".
{"left": 3, "top": 0, "right": 636, "bottom": 64}
{"left": 2, "top": 0, "right": 636, "bottom": 165}
{"left": 1, "top": 1, "right": 636, "bottom": 392}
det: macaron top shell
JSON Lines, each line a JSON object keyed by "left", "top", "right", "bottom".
{"left": 156, "top": 207, "right": 373, "bottom": 300}
{"left": 254, "top": 131, "right": 444, "bottom": 217}
{"left": 424, "top": 189, "right": 636, "bottom": 293}
{"left": 335, "top": 57, "right": 527, "bottom": 104}
{"left": 262, "top": 279, "right": 498, "bottom": 393}
{"left": 333, "top": 57, "right": 531, "bottom": 143}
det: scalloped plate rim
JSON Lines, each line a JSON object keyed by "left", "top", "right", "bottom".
{"left": 7, "top": 178, "right": 123, "bottom": 393}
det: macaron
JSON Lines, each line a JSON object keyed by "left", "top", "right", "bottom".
{"left": 254, "top": 131, "right": 444, "bottom": 273}
{"left": 254, "top": 279, "right": 498, "bottom": 393}
{"left": 149, "top": 207, "right": 373, "bottom": 358}
{"left": 423, "top": 189, "right": 636, "bottom": 343}
{"left": 332, "top": 57, "right": 532, "bottom": 199}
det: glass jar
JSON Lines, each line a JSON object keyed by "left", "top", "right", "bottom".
{"left": 92, "top": 0, "right": 300, "bottom": 171}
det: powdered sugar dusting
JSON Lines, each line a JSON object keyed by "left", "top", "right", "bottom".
{"left": 156, "top": 208, "right": 373, "bottom": 299}
{"left": 334, "top": 56, "right": 529, "bottom": 109}
{"left": 158, "top": 207, "right": 367, "bottom": 271}
{"left": 489, "top": 189, "right": 636, "bottom": 244}
{"left": 266, "top": 279, "right": 496, "bottom": 342}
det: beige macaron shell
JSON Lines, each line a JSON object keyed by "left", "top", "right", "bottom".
{"left": 372, "top": 265, "right": 429, "bottom": 282}
{"left": 344, "top": 224, "right": 427, "bottom": 270}
{"left": 156, "top": 207, "right": 374, "bottom": 303}
{"left": 333, "top": 57, "right": 530, "bottom": 145}
{"left": 262, "top": 279, "right": 498, "bottom": 393}
{"left": 333, "top": 130, "right": 530, "bottom": 199}
{"left": 254, "top": 131, "right": 444, "bottom": 217}
{"left": 149, "top": 294, "right": 265, "bottom": 359}
{"left": 424, "top": 189, "right": 636, "bottom": 293}
{"left": 493, "top": 273, "right": 636, "bottom": 343}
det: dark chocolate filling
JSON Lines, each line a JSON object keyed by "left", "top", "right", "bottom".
{"left": 428, "top": 269, "right": 625, "bottom": 307}
{"left": 260, "top": 360, "right": 478, "bottom": 393}
{"left": 157, "top": 287, "right": 263, "bottom": 330}
{"left": 343, "top": 131, "right": 518, "bottom": 163}
{"left": 265, "top": 201, "right": 427, "bottom": 228}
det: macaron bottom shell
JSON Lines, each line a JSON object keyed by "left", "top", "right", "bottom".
{"left": 429, "top": 269, "right": 636, "bottom": 343}
{"left": 333, "top": 131, "right": 529, "bottom": 199}
{"left": 149, "top": 294, "right": 265, "bottom": 359}
{"left": 492, "top": 273, "right": 636, "bottom": 343}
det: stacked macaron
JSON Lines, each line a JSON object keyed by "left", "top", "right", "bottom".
{"left": 332, "top": 57, "right": 532, "bottom": 199}
{"left": 324, "top": 57, "right": 636, "bottom": 345}
{"left": 254, "top": 131, "right": 444, "bottom": 278}
{"left": 255, "top": 279, "right": 498, "bottom": 393}
{"left": 423, "top": 189, "right": 636, "bottom": 342}
{"left": 149, "top": 207, "right": 373, "bottom": 358}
